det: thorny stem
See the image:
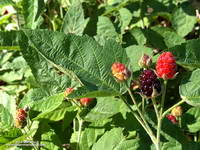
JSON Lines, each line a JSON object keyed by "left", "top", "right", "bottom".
{"left": 156, "top": 80, "right": 167, "bottom": 150}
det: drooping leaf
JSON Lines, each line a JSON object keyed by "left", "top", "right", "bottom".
{"left": 172, "top": 3, "right": 196, "bottom": 37}
{"left": 96, "top": 16, "right": 119, "bottom": 44}
{"left": 22, "top": 0, "right": 44, "bottom": 29}
{"left": 151, "top": 26, "right": 185, "bottom": 48}
{"left": 179, "top": 69, "right": 200, "bottom": 106}
{"left": 61, "top": 0, "right": 89, "bottom": 35}
{"left": 20, "top": 30, "right": 129, "bottom": 97}
{"left": 129, "top": 28, "right": 147, "bottom": 45}
{"left": 119, "top": 8, "right": 132, "bottom": 34}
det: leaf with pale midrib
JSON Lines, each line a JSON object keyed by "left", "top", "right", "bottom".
{"left": 20, "top": 30, "right": 129, "bottom": 97}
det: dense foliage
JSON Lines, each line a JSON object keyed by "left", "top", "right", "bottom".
{"left": 1, "top": 0, "right": 200, "bottom": 149}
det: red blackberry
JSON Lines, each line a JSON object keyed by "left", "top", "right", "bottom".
{"left": 156, "top": 52, "right": 177, "bottom": 80}
{"left": 80, "top": 98, "right": 94, "bottom": 106}
{"left": 166, "top": 114, "right": 177, "bottom": 124}
{"left": 139, "top": 69, "right": 161, "bottom": 97}
{"left": 15, "top": 108, "right": 28, "bottom": 128}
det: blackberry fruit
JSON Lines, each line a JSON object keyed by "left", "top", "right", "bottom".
{"left": 139, "top": 69, "right": 161, "bottom": 97}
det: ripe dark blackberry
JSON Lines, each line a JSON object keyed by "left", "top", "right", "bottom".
{"left": 139, "top": 69, "right": 161, "bottom": 97}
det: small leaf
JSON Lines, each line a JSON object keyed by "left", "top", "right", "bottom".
{"left": 172, "top": 3, "right": 196, "bottom": 37}
{"left": 61, "top": 0, "right": 89, "bottom": 35}
{"left": 168, "top": 39, "right": 200, "bottom": 69}
{"left": 33, "top": 103, "right": 76, "bottom": 121}
{"left": 82, "top": 97, "right": 122, "bottom": 122}
{"left": 119, "top": 8, "right": 132, "bottom": 34}
{"left": 91, "top": 128, "right": 125, "bottom": 150}
{"left": 182, "top": 107, "right": 200, "bottom": 133}
{"left": 96, "top": 16, "right": 119, "bottom": 44}
{"left": 22, "top": 0, "right": 44, "bottom": 29}
{"left": 179, "top": 69, "right": 200, "bottom": 106}
{"left": 31, "top": 93, "right": 65, "bottom": 112}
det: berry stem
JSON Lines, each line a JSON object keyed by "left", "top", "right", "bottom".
{"left": 161, "top": 99, "right": 185, "bottom": 118}
{"left": 152, "top": 98, "right": 159, "bottom": 120}
{"left": 120, "top": 96, "right": 157, "bottom": 145}
{"left": 125, "top": 83, "right": 157, "bottom": 144}
{"left": 76, "top": 116, "right": 83, "bottom": 150}
{"left": 157, "top": 80, "right": 167, "bottom": 150}
{"left": 142, "top": 97, "right": 145, "bottom": 114}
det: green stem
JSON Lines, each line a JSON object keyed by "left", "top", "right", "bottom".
{"left": 125, "top": 84, "right": 157, "bottom": 144}
{"left": 152, "top": 98, "right": 159, "bottom": 120}
{"left": 142, "top": 97, "right": 145, "bottom": 114}
{"left": 157, "top": 80, "right": 167, "bottom": 150}
{"left": 162, "top": 100, "right": 185, "bottom": 118}
{"left": 121, "top": 96, "right": 157, "bottom": 145}
{"left": 76, "top": 117, "right": 83, "bottom": 150}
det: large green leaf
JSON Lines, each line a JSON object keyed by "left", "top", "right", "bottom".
{"left": 81, "top": 97, "right": 122, "bottom": 122}
{"left": 61, "top": 0, "right": 89, "bottom": 35}
{"left": 22, "top": 0, "right": 44, "bottom": 29}
{"left": 0, "top": 31, "right": 20, "bottom": 51}
{"left": 20, "top": 30, "right": 129, "bottom": 97}
{"left": 179, "top": 69, "right": 200, "bottom": 106}
{"left": 182, "top": 107, "right": 200, "bottom": 133}
{"left": 172, "top": 3, "right": 196, "bottom": 37}
{"left": 19, "top": 31, "right": 76, "bottom": 96}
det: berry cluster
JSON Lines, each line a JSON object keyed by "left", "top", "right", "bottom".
{"left": 139, "top": 69, "right": 161, "bottom": 97}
